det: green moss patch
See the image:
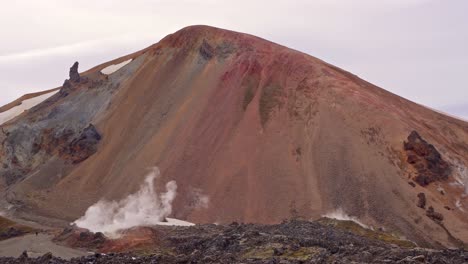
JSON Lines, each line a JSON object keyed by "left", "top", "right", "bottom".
{"left": 318, "top": 217, "right": 416, "bottom": 248}
{"left": 243, "top": 245, "right": 320, "bottom": 261}
{"left": 0, "top": 216, "right": 16, "bottom": 230}
{"left": 0, "top": 215, "right": 36, "bottom": 240}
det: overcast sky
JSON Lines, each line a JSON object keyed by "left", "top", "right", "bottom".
{"left": 1, "top": 0, "right": 467, "bottom": 119}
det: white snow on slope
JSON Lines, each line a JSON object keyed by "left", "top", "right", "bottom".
{"left": 0, "top": 90, "right": 58, "bottom": 125}
{"left": 456, "top": 199, "right": 465, "bottom": 212}
{"left": 156, "top": 218, "right": 195, "bottom": 227}
{"left": 100, "top": 59, "right": 132, "bottom": 75}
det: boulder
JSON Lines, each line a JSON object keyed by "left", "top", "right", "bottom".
{"left": 19, "top": 250, "right": 28, "bottom": 259}
{"left": 417, "top": 193, "right": 426, "bottom": 209}
{"left": 426, "top": 206, "right": 444, "bottom": 222}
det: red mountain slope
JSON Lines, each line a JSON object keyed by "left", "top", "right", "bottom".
{"left": 0, "top": 26, "right": 467, "bottom": 248}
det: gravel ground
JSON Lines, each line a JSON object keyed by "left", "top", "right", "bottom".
{"left": 1, "top": 220, "right": 467, "bottom": 263}
{"left": 0, "top": 234, "right": 90, "bottom": 259}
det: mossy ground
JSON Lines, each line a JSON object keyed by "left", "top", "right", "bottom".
{"left": 318, "top": 217, "right": 416, "bottom": 248}
{"left": 243, "top": 246, "right": 321, "bottom": 261}
{"left": 0, "top": 215, "right": 36, "bottom": 240}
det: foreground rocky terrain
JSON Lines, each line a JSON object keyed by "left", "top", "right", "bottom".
{"left": 1, "top": 220, "right": 468, "bottom": 263}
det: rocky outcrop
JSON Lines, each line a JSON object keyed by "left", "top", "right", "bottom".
{"left": 69, "top": 62, "right": 81, "bottom": 83}
{"left": 426, "top": 206, "right": 444, "bottom": 222}
{"left": 417, "top": 193, "right": 426, "bottom": 209}
{"left": 0, "top": 124, "right": 102, "bottom": 185}
{"left": 59, "top": 62, "right": 87, "bottom": 97}
{"left": 54, "top": 228, "right": 106, "bottom": 250}
{"left": 61, "top": 79, "right": 72, "bottom": 90}
{"left": 404, "top": 131, "right": 451, "bottom": 186}
{"left": 18, "top": 251, "right": 28, "bottom": 260}
{"left": 199, "top": 40, "right": 215, "bottom": 60}
{"left": 0, "top": 53, "right": 141, "bottom": 187}
{"left": 29, "top": 124, "right": 102, "bottom": 164}
{"left": 61, "top": 124, "right": 102, "bottom": 164}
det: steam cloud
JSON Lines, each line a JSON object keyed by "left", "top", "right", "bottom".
{"left": 322, "top": 208, "right": 370, "bottom": 229}
{"left": 189, "top": 188, "right": 210, "bottom": 209}
{"left": 74, "top": 167, "right": 177, "bottom": 238}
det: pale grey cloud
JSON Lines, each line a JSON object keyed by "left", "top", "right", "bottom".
{"left": 0, "top": 0, "right": 466, "bottom": 119}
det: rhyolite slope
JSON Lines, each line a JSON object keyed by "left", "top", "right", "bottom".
{"left": 0, "top": 25, "right": 467, "bottom": 248}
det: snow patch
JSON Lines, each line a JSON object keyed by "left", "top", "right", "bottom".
{"left": 436, "top": 186, "right": 446, "bottom": 195}
{"left": 74, "top": 167, "right": 179, "bottom": 238}
{"left": 447, "top": 158, "right": 468, "bottom": 194}
{"left": 456, "top": 167, "right": 468, "bottom": 195}
{"left": 156, "top": 218, "right": 195, "bottom": 227}
{"left": 100, "top": 59, "right": 132, "bottom": 75}
{"left": 456, "top": 200, "right": 465, "bottom": 212}
{"left": 322, "top": 208, "right": 370, "bottom": 229}
{"left": 0, "top": 90, "right": 58, "bottom": 125}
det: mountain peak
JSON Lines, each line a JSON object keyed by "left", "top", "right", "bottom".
{"left": 0, "top": 25, "right": 467, "bottom": 249}
{"left": 162, "top": 25, "right": 239, "bottom": 42}
{"left": 157, "top": 25, "right": 280, "bottom": 56}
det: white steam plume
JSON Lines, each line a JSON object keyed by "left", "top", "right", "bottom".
{"left": 189, "top": 188, "right": 210, "bottom": 209}
{"left": 322, "top": 208, "right": 370, "bottom": 229}
{"left": 74, "top": 167, "right": 177, "bottom": 238}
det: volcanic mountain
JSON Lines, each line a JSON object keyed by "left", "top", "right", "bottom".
{"left": 0, "top": 25, "right": 467, "bottom": 248}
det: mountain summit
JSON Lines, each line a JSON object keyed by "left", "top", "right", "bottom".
{"left": 0, "top": 25, "right": 467, "bottom": 248}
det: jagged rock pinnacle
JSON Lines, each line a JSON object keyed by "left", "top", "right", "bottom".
{"left": 69, "top": 62, "right": 80, "bottom": 83}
